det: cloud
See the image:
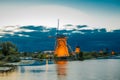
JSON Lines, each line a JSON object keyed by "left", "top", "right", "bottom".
{"left": 20, "top": 25, "right": 51, "bottom": 32}
{"left": 0, "top": 36, "right": 3, "bottom": 38}
{"left": 76, "top": 25, "right": 88, "bottom": 28}
{"left": 0, "top": 25, "right": 35, "bottom": 36}
{"left": 72, "top": 31, "right": 85, "bottom": 34}
{"left": 64, "top": 24, "right": 73, "bottom": 26}
{"left": 112, "top": 29, "right": 120, "bottom": 33}
{"left": 41, "top": 29, "right": 50, "bottom": 32}
{"left": 0, "top": 25, "right": 114, "bottom": 38}
{"left": 17, "top": 34, "right": 30, "bottom": 37}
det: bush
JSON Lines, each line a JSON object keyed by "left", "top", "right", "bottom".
{"left": 0, "top": 41, "right": 18, "bottom": 56}
{"left": 83, "top": 52, "right": 94, "bottom": 59}
{"left": 0, "top": 54, "right": 5, "bottom": 60}
{"left": 4, "top": 55, "right": 20, "bottom": 62}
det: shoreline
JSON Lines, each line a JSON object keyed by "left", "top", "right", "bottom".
{"left": 0, "top": 65, "right": 17, "bottom": 73}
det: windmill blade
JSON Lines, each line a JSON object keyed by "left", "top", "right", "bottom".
{"left": 56, "top": 19, "right": 59, "bottom": 36}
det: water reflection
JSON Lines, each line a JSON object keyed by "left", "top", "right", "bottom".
{"left": 45, "top": 60, "right": 48, "bottom": 72}
{"left": 56, "top": 60, "right": 68, "bottom": 80}
{"left": 20, "top": 60, "right": 49, "bottom": 73}
{"left": 0, "top": 60, "right": 120, "bottom": 80}
{"left": 20, "top": 66, "right": 25, "bottom": 73}
{"left": 0, "top": 67, "right": 19, "bottom": 80}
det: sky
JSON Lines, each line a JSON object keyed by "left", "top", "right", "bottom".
{"left": 0, "top": 0, "right": 120, "bottom": 31}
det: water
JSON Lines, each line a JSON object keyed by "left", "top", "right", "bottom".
{"left": 0, "top": 59, "right": 120, "bottom": 80}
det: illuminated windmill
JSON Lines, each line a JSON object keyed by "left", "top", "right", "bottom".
{"left": 54, "top": 20, "right": 70, "bottom": 58}
{"left": 74, "top": 46, "right": 80, "bottom": 59}
{"left": 75, "top": 46, "right": 80, "bottom": 54}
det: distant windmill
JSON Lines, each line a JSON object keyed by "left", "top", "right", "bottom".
{"left": 54, "top": 19, "right": 70, "bottom": 58}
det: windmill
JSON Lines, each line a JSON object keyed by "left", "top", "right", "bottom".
{"left": 54, "top": 19, "right": 70, "bottom": 59}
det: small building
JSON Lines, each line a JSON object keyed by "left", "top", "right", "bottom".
{"left": 42, "top": 50, "right": 54, "bottom": 59}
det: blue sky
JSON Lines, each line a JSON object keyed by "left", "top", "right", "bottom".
{"left": 0, "top": 0, "right": 120, "bottom": 31}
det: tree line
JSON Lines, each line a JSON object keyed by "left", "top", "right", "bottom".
{"left": 0, "top": 41, "right": 119, "bottom": 63}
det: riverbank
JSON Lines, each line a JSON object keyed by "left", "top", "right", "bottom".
{"left": 0, "top": 65, "right": 17, "bottom": 73}
{"left": 0, "top": 55, "right": 120, "bottom": 73}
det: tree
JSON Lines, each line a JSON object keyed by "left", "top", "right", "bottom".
{"left": 0, "top": 41, "right": 18, "bottom": 56}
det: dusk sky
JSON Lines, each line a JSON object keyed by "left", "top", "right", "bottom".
{"left": 0, "top": 0, "right": 120, "bottom": 31}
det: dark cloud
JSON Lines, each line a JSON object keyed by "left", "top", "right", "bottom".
{"left": 21, "top": 25, "right": 46, "bottom": 31}
{"left": 76, "top": 25, "right": 88, "bottom": 28}
{"left": 113, "top": 29, "right": 120, "bottom": 33}
{"left": 64, "top": 24, "right": 73, "bottom": 26}
{"left": 1, "top": 25, "right": 120, "bottom": 52}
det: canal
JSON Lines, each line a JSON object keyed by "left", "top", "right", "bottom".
{"left": 0, "top": 59, "right": 120, "bottom": 80}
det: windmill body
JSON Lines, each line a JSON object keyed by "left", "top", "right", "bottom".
{"left": 54, "top": 35, "right": 70, "bottom": 57}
